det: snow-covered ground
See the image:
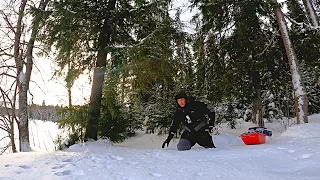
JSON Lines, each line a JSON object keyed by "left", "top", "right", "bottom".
{"left": 0, "top": 115, "right": 320, "bottom": 180}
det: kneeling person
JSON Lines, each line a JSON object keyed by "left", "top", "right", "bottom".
{"left": 162, "top": 91, "right": 216, "bottom": 151}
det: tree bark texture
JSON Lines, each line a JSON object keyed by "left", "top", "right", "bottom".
{"left": 9, "top": 118, "right": 17, "bottom": 153}
{"left": 15, "top": 0, "right": 49, "bottom": 152}
{"left": 273, "top": 0, "right": 308, "bottom": 124}
{"left": 302, "top": 0, "right": 320, "bottom": 27}
{"left": 14, "top": 0, "right": 30, "bottom": 152}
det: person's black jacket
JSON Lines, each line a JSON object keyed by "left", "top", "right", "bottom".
{"left": 169, "top": 97, "right": 215, "bottom": 135}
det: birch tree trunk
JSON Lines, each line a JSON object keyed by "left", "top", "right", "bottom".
{"left": 302, "top": 0, "right": 320, "bottom": 27}
{"left": 85, "top": 0, "right": 117, "bottom": 140}
{"left": 14, "top": 0, "right": 30, "bottom": 152}
{"left": 15, "top": 0, "right": 49, "bottom": 152}
{"left": 273, "top": 0, "right": 308, "bottom": 124}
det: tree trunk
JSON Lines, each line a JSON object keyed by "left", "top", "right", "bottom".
{"left": 68, "top": 87, "right": 72, "bottom": 107}
{"left": 14, "top": 0, "right": 29, "bottom": 152}
{"left": 252, "top": 88, "right": 263, "bottom": 126}
{"left": 16, "top": 0, "right": 49, "bottom": 152}
{"left": 251, "top": 71, "right": 263, "bottom": 126}
{"left": 256, "top": 87, "right": 264, "bottom": 127}
{"left": 85, "top": 0, "right": 117, "bottom": 140}
{"left": 9, "top": 120, "right": 17, "bottom": 153}
{"left": 273, "top": 0, "right": 308, "bottom": 124}
{"left": 18, "top": 72, "right": 31, "bottom": 152}
{"left": 11, "top": 81, "right": 18, "bottom": 153}
{"left": 67, "top": 61, "right": 72, "bottom": 107}
{"left": 302, "top": 0, "right": 320, "bottom": 27}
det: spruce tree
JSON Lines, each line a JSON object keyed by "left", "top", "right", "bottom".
{"left": 191, "top": 0, "right": 289, "bottom": 126}
{"left": 43, "top": 0, "right": 178, "bottom": 140}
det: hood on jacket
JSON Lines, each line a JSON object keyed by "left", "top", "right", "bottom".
{"left": 175, "top": 91, "right": 188, "bottom": 101}
{"left": 175, "top": 91, "right": 189, "bottom": 108}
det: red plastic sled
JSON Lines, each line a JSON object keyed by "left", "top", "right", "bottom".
{"left": 240, "top": 132, "right": 266, "bottom": 145}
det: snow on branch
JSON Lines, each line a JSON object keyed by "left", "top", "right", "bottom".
{"left": 136, "top": 29, "right": 158, "bottom": 45}
{"left": 255, "top": 30, "right": 279, "bottom": 57}
{"left": 129, "top": 1, "right": 157, "bottom": 13}
{"left": 106, "top": 29, "right": 159, "bottom": 50}
{"left": 284, "top": 14, "right": 320, "bottom": 30}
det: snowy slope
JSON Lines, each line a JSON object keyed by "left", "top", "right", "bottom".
{"left": 0, "top": 116, "right": 319, "bottom": 180}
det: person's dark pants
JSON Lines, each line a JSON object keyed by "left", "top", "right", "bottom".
{"left": 177, "top": 130, "right": 216, "bottom": 151}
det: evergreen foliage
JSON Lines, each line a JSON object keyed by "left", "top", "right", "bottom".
{"left": 39, "top": 0, "right": 320, "bottom": 143}
{"left": 190, "top": 0, "right": 318, "bottom": 124}
{"left": 99, "top": 87, "right": 143, "bottom": 142}
{"left": 102, "top": 1, "right": 191, "bottom": 134}
{"left": 56, "top": 105, "right": 88, "bottom": 145}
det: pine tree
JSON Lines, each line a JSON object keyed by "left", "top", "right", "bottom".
{"left": 191, "top": 0, "right": 290, "bottom": 126}
{"left": 124, "top": 1, "right": 185, "bottom": 134}
{"left": 43, "top": 0, "right": 179, "bottom": 139}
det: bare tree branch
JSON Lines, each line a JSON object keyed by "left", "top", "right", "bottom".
{"left": 0, "top": 10, "right": 15, "bottom": 33}
{"left": 0, "top": 141, "right": 11, "bottom": 155}
{"left": 0, "top": 136, "right": 10, "bottom": 142}
{"left": 0, "top": 72, "right": 16, "bottom": 79}
{"left": 0, "top": 65, "right": 16, "bottom": 69}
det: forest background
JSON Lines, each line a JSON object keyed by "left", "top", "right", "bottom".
{"left": 0, "top": 0, "right": 319, "bottom": 152}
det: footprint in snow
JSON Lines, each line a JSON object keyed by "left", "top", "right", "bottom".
{"left": 150, "top": 173, "right": 162, "bottom": 177}
{"left": 110, "top": 155, "right": 124, "bottom": 161}
{"left": 54, "top": 170, "right": 72, "bottom": 176}
{"left": 19, "top": 165, "right": 32, "bottom": 169}
{"left": 276, "top": 147, "right": 285, "bottom": 150}
{"left": 52, "top": 164, "right": 66, "bottom": 169}
{"left": 54, "top": 169, "right": 84, "bottom": 176}
{"left": 62, "top": 158, "right": 73, "bottom": 162}
{"left": 300, "top": 154, "right": 312, "bottom": 159}
{"left": 4, "top": 164, "right": 12, "bottom": 167}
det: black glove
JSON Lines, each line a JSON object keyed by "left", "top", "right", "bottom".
{"left": 162, "top": 133, "right": 174, "bottom": 148}
{"left": 205, "top": 126, "right": 215, "bottom": 135}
